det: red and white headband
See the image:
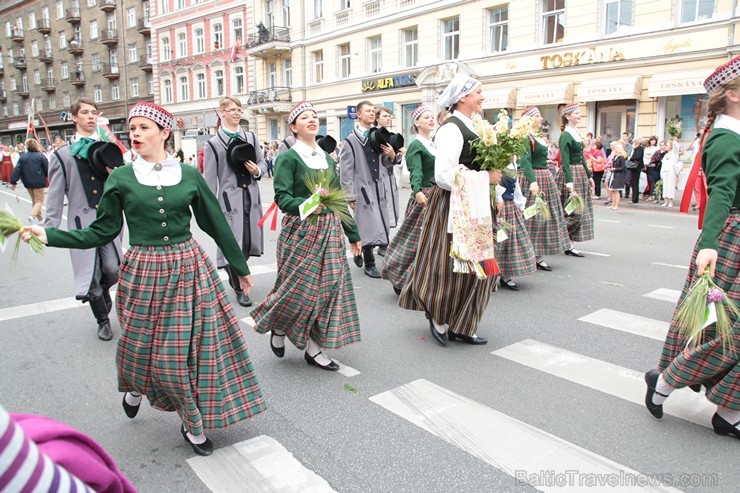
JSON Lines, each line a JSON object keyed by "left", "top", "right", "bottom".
{"left": 129, "top": 102, "right": 174, "bottom": 129}
{"left": 523, "top": 107, "right": 541, "bottom": 118}
{"left": 704, "top": 55, "right": 740, "bottom": 94}
{"left": 561, "top": 103, "right": 579, "bottom": 116}
{"left": 288, "top": 101, "right": 314, "bottom": 124}
{"left": 410, "top": 104, "right": 431, "bottom": 122}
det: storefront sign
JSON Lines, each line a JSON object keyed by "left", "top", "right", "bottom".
{"left": 361, "top": 73, "right": 417, "bottom": 92}
{"left": 541, "top": 47, "right": 625, "bottom": 69}
{"left": 347, "top": 105, "right": 357, "bottom": 119}
{"left": 59, "top": 111, "right": 73, "bottom": 122}
{"left": 660, "top": 38, "right": 692, "bottom": 55}
{"left": 8, "top": 120, "right": 36, "bottom": 130}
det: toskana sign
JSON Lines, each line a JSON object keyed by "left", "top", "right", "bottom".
{"left": 540, "top": 47, "right": 625, "bottom": 69}
{"left": 362, "top": 73, "right": 417, "bottom": 92}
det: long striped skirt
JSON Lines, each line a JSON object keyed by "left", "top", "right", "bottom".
{"left": 382, "top": 188, "right": 430, "bottom": 291}
{"left": 251, "top": 213, "right": 361, "bottom": 351}
{"left": 496, "top": 200, "right": 537, "bottom": 278}
{"left": 558, "top": 165, "right": 595, "bottom": 242}
{"left": 519, "top": 168, "right": 571, "bottom": 255}
{"left": 115, "top": 239, "right": 266, "bottom": 436}
{"left": 658, "top": 212, "right": 739, "bottom": 409}
{"left": 398, "top": 185, "right": 496, "bottom": 337}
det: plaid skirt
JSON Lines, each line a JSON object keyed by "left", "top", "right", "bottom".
{"left": 251, "top": 213, "right": 361, "bottom": 351}
{"left": 496, "top": 200, "right": 537, "bottom": 278}
{"left": 558, "top": 165, "right": 595, "bottom": 242}
{"left": 658, "top": 212, "right": 739, "bottom": 409}
{"left": 398, "top": 185, "right": 496, "bottom": 337}
{"left": 382, "top": 188, "right": 430, "bottom": 291}
{"left": 519, "top": 168, "right": 571, "bottom": 255}
{"left": 115, "top": 239, "right": 266, "bottom": 435}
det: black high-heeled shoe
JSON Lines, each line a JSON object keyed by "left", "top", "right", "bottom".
{"left": 270, "top": 331, "right": 285, "bottom": 358}
{"left": 304, "top": 351, "right": 339, "bottom": 371}
{"left": 181, "top": 425, "right": 214, "bottom": 456}
{"left": 122, "top": 392, "right": 141, "bottom": 419}
{"left": 711, "top": 413, "right": 740, "bottom": 439}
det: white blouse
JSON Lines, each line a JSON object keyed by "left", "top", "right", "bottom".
{"left": 292, "top": 139, "right": 329, "bottom": 170}
{"left": 132, "top": 156, "right": 182, "bottom": 186}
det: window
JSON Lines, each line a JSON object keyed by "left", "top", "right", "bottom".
{"left": 128, "top": 44, "right": 137, "bottom": 63}
{"left": 232, "top": 18, "right": 243, "bottom": 42}
{"left": 61, "top": 62, "right": 69, "bottom": 79}
{"left": 338, "top": 43, "right": 350, "bottom": 78}
{"left": 87, "top": 0, "right": 96, "bottom": 6}
{"left": 5, "top": 22, "right": 10, "bottom": 38}
{"left": 59, "top": 31, "right": 67, "bottom": 48}
{"left": 9, "top": 51, "right": 14, "bottom": 65}
{"left": 3, "top": 106, "right": 8, "bottom": 118}
{"left": 11, "top": 78, "right": 17, "bottom": 91}
{"left": 340, "top": 0, "right": 350, "bottom": 9}
{"left": 45, "top": 37, "right": 52, "bottom": 52}
{"left": 542, "top": 0, "right": 565, "bottom": 44}
{"left": 605, "top": 0, "right": 632, "bottom": 34}
{"left": 42, "top": 7, "right": 49, "bottom": 21}
{"left": 107, "top": 13, "right": 116, "bottom": 29}
{"left": 313, "top": 0, "right": 322, "bottom": 19}
{"left": 49, "top": 98, "right": 56, "bottom": 110}
{"left": 281, "top": 0, "right": 290, "bottom": 27}
{"left": 159, "top": 0, "right": 169, "bottom": 15}
{"left": 213, "top": 23, "right": 223, "bottom": 49}
{"left": 112, "top": 84, "right": 120, "bottom": 100}
{"left": 369, "top": 36, "right": 382, "bottom": 73}
{"left": 403, "top": 28, "right": 418, "bottom": 67}
{"left": 162, "top": 79, "right": 173, "bottom": 103}
{"left": 13, "top": 103, "right": 19, "bottom": 116}
{"left": 312, "top": 50, "right": 323, "bottom": 82}
{"left": 266, "top": 0, "right": 275, "bottom": 27}
{"left": 147, "top": 73, "right": 153, "bottom": 94}
{"left": 177, "top": 32, "right": 186, "bottom": 58}
{"left": 34, "top": 70, "right": 41, "bottom": 85}
{"left": 94, "top": 85, "right": 102, "bottom": 102}
{"left": 37, "top": 100, "right": 43, "bottom": 112}
{"left": 176, "top": 0, "right": 185, "bottom": 9}
{"left": 268, "top": 62, "right": 277, "bottom": 87}
{"left": 127, "top": 8, "right": 136, "bottom": 28}
{"left": 16, "top": 17, "right": 23, "bottom": 32}
{"left": 108, "top": 49, "right": 118, "bottom": 68}
{"left": 234, "top": 65, "right": 245, "bottom": 94}
{"left": 196, "top": 73, "right": 206, "bottom": 98}
{"left": 161, "top": 36, "right": 170, "bottom": 61}
{"left": 488, "top": 6, "right": 508, "bottom": 52}
{"left": 442, "top": 17, "right": 459, "bottom": 60}
{"left": 56, "top": 1, "right": 64, "bottom": 19}
{"left": 31, "top": 41, "right": 39, "bottom": 57}
{"left": 90, "top": 20, "right": 98, "bottom": 39}
{"left": 92, "top": 53, "right": 101, "bottom": 71}
{"left": 283, "top": 58, "right": 292, "bottom": 86}
{"left": 28, "top": 12, "right": 36, "bottom": 29}
{"left": 194, "top": 28, "right": 204, "bottom": 54}
{"left": 146, "top": 41, "right": 152, "bottom": 61}
{"left": 681, "top": 0, "right": 713, "bottom": 23}
{"left": 63, "top": 91, "right": 70, "bottom": 107}
{"left": 131, "top": 77, "right": 139, "bottom": 97}
{"left": 214, "top": 69, "right": 224, "bottom": 96}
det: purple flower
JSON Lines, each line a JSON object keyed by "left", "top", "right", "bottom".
{"left": 707, "top": 288, "right": 724, "bottom": 304}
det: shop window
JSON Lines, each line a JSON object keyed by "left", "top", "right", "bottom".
{"left": 663, "top": 94, "right": 707, "bottom": 143}
{"left": 605, "top": 0, "right": 632, "bottom": 35}
{"left": 542, "top": 0, "right": 565, "bottom": 45}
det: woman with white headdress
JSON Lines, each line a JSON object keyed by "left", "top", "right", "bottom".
{"left": 382, "top": 104, "right": 436, "bottom": 295}
{"left": 399, "top": 74, "right": 502, "bottom": 347}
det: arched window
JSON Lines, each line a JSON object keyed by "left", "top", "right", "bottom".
{"left": 196, "top": 73, "right": 206, "bottom": 99}
{"left": 233, "top": 65, "right": 244, "bottom": 94}
{"left": 212, "top": 23, "right": 223, "bottom": 50}
{"left": 177, "top": 32, "right": 186, "bottom": 58}
{"left": 179, "top": 76, "right": 189, "bottom": 101}
{"left": 214, "top": 69, "right": 224, "bottom": 96}
{"left": 162, "top": 78, "right": 172, "bottom": 103}
{"left": 161, "top": 36, "right": 170, "bottom": 61}
{"left": 194, "top": 28, "right": 204, "bottom": 54}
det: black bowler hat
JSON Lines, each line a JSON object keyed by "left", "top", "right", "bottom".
{"left": 88, "top": 142, "right": 124, "bottom": 180}
{"left": 368, "top": 127, "right": 391, "bottom": 153}
{"left": 315, "top": 134, "right": 337, "bottom": 154}
{"left": 226, "top": 138, "right": 257, "bottom": 176}
{"left": 389, "top": 133, "right": 405, "bottom": 153}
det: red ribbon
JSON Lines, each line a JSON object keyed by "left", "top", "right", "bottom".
{"left": 257, "top": 201, "right": 279, "bottom": 231}
{"left": 679, "top": 131, "right": 710, "bottom": 229}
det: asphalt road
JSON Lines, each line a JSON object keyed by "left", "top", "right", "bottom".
{"left": 0, "top": 181, "right": 736, "bottom": 493}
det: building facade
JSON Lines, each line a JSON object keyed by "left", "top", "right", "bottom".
{"left": 149, "top": 0, "right": 249, "bottom": 148}
{"left": 245, "top": 0, "right": 739, "bottom": 152}
{"left": 0, "top": 0, "right": 154, "bottom": 146}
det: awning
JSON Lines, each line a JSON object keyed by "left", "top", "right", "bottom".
{"left": 483, "top": 88, "right": 517, "bottom": 109}
{"left": 647, "top": 69, "right": 711, "bottom": 97}
{"left": 578, "top": 75, "right": 642, "bottom": 102}
{"left": 516, "top": 82, "right": 573, "bottom": 107}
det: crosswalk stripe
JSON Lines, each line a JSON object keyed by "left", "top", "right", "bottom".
{"left": 652, "top": 262, "right": 689, "bottom": 270}
{"left": 492, "top": 339, "right": 714, "bottom": 428}
{"left": 0, "top": 290, "right": 116, "bottom": 322}
{"left": 643, "top": 288, "right": 681, "bottom": 303}
{"left": 648, "top": 224, "right": 674, "bottom": 229}
{"left": 597, "top": 219, "right": 620, "bottom": 223}
{"left": 578, "top": 250, "right": 611, "bottom": 257}
{"left": 219, "top": 263, "right": 277, "bottom": 282}
{"left": 370, "top": 379, "right": 681, "bottom": 492}
{"left": 187, "top": 435, "right": 337, "bottom": 493}
{"left": 578, "top": 309, "right": 669, "bottom": 341}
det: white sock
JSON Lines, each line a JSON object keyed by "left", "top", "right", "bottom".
{"left": 306, "top": 339, "right": 334, "bottom": 366}
{"left": 431, "top": 319, "right": 447, "bottom": 335}
{"left": 271, "top": 330, "right": 285, "bottom": 349}
{"left": 184, "top": 428, "right": 207, "bottom": 444}
{"left": 124, "top": 392, "right": 142, "bottom": 406}
{"left": 652, "top": 374, "right": 675, "bottom": 405}
{"left": 716, "top": 406, "right": 740, "bottom": 427}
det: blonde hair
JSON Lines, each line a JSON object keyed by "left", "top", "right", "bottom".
{"left": 25, "top": 138, "right": 42, "bottom": 152}
{"left": 219, "top": 96, "right": 242, "bottom": 109}
{"left": 612, "top": 141, "right": 627, "bottom": 158}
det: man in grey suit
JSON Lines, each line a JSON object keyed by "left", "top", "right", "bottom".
{"left": 45, "top": 98, "right": 123, "bottom": 341}
{"left": 203, "top": 96, "right": 266, "bottom": 307}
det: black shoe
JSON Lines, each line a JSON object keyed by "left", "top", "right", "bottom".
{"left": 426, "top": 313, "right": 447, "bottom": 346}
{"left": 536, "top": 261, "right": 552, "bottom": 272}
{"left": 564, "top": 249, "right": 585, "bottom": 258}
{"left": 644, "top": 369, "right": 667, "bottom": 419}
{"left": 393, "top": 286, "right": 402, "bottom": 295}
{"left": 377, "top": 247, "right": 387, "bottom": 257}
{"left": 235, "top": 291, "right": 253, "bottom": 307}
{"left": 711, "top": 413, "right": 740, "bottom": 439}
{"left": 97, "top": 321, "right": 113, "bottom": 341}
{"left": 270, "top": 331, "right": 285, "bottom": 358}
{"left": 353, "top": 255, "right": 363, "bottom": 268}
{"left": 364, "top": 265, "right": 381, "bottom": 278}
{"left": 122, "top": 393, "right": 141, "bottom": 419}
{"left": 181, "top": 426, "right": 214, "bottom": 456}
{"left": 499, "top": 278, "right": 519, "bottom": 291}
{"left": 448, "top": 332, "right": 488, "bottom": 345}
{"left": 304, "top": 351, "right": 339, "bottom": 371}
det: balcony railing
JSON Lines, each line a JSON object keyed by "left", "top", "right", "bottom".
{"left": 65, "top": 8, "right": 81, "bottom": 23}
{"left": 246, "top": 26, "right": 290, "bottom": 49}
{"left": 101, "top": 28, "right": 119, "bottom": 45}
{"left": 0, "top": 65, "right": 4, "bottom": 76}
{"left": 138, "top": 55, "right": 152, "bottom": 71}
{"left": 42, "top": 79, "right": 56, "bottom": 91}
{"left": 0, "top": 90, "right": 6, "bottom": 102}
{"left": 15, "top": 88, "right": 30, "bottom": 98}
{"left": 12, "top": 56, "right": 27, "bottom": 70}
{"left": 67, "top": 40, "right": 83, "bottom": 55}
{"left": 247, "top": 87, "right": 292, "bottom": 106}
{"left": 137, "top": 18, "right": 151, "bottom": 35}
{"left": 35, "top": 18, "right": 51, "bottom": 34}
{"left": 102, "top": 63, "right": 120, "bottom": 79}
{"left": 100, "top": 0, "right": 116, "bottom": 12}
{"left": 70, "top": 73, "right": 85, "bottom": 86}
{"left": 39, "top": 50, "right": 54, "bottom": 63}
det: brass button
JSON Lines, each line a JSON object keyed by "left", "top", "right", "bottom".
{"left": 91, "top": 176, "right": 96, "bottom": 181}
{"left": 159, "top": 208, "right": 165, "bottom": 213}
{"left": 161, "top": 222, "right": 167, "bottom": 227}
{"left": 92, "top": 189, "right": 98, "bottom": 194}
{"left": 158, "top": 197, "right": 163, "bottom": 201}
{"left": 163, "top": 236, "right": 169, "bottom": 241}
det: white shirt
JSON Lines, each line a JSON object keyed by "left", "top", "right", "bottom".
{"left": 434, "top": 111, "right": 487, "bottom": 191}
{"left": 72, "top": 132, "right": 100, "bottom": 144}
{"left": 132, "top": 156, "right": 181, "bottom": 186}
{"left": 564, "top": 125, "right": 582, "bottom": 142}
{"left": 414, "top": 134, "right": 436, "bottom": 156}
{"left": 714, "top": 114, "right": 740, "bottom": 136}
{"left": 292, "top": 139, "right": 328, "bottom": 170}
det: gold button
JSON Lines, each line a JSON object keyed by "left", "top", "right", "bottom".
{"left": 161, "top": 222, "right": 167, "bottom": 227}
{"left": 163, "top": 236, "right": 169, "bottom": 241}
{"left": 159, "top": 208, "right": 165, "bottom": 213}
{"left": 91, "top": 176, "right": 96, "bottom": 181}
{"left": 92, "top": 189, "right": 98, "bottom": 194}
{"left": 158, "top": 197, "right": 163, "bottom": 201}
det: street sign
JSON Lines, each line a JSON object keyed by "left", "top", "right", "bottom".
{"left": 347, "top": 105, "right": 357, "bottom": 120}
